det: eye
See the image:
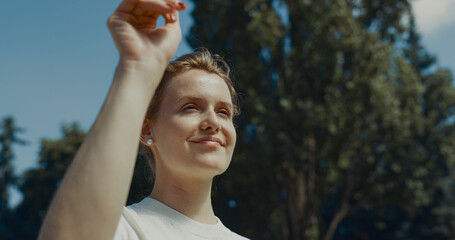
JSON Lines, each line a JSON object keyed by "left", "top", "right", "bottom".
{"left": 182, "top": 104, "right": 198, "bottom": 111}
{"left": 217, "top": 108, "right": 231, "bottom": 118}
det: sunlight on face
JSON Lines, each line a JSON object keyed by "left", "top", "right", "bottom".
{"left": 151, "top": 69, "right": 237, "bottom": 180}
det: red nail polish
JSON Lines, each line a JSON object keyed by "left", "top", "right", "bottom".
{"left": 178, "top": 2, "right": 186, "bottom": 8}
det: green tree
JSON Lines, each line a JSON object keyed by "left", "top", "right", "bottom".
{"left": 13, "top": 123, "right": 85, "bottom": 239}
{"left": 0, "top": 116, "right": 25, "bottom": 240}
{"left": 11, "top": 122, "right": 152, "bottom": 239}
{"left": 187, "top": 0, "right": 455, "bottom": 239}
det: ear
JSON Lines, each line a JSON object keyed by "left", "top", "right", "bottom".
{"left": 140, "top": 118, "right": 155, "bottom": 145}
{"left": 140, "top": 135, "right": 154, "bottom": 145}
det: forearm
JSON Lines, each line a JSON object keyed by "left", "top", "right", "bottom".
{"left": 39, "top": 61, "right": 166, "bottom": 240}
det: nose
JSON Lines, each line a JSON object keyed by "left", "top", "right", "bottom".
{"left": 199, "top": 110, "right": 221, "bottom": 133}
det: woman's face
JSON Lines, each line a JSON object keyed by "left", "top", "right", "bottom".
{"left": 151, "top": 69, "right": 236, "bottom": 179}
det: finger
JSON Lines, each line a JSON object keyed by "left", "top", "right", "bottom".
{"left": 176, "top": 1, "right": 187, "bottom": 11}
{"left": 133, "top": 5, "right": 146, "bottom": 16}
{"left": 163, "top": 11, "right": 177, "bottom": 23}
{"left": 116, "top": 0, "right": 138, "bottom": 13}
{"left": 166, "top": 0, "right": 187, "bottom": 11}
{"left": 136, "top": 15, "right": 159, "bottom": 29}
{"left": 162, "top": 10, "right": 183, "bottom": 49}
{"left": 163, "top": 10, "right": 181, "bottom": 30}
{"left": 107, "top": 11, "right": 135, "bottom": 29}
{"left": 136, "top": 13, "right": 161, "bottom": 29}
{"left": 136, "top": 0, "right": 176, "bottom": 14}
{"left": 117, "top": 0, "right": 177, "bottom": 14}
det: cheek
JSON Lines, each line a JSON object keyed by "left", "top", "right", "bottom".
{"left": 154, "top": 116, "right": 197, "bottom": 144}
{"left": 225, "top": 123, "right": 237, "bottom": 146}
{"left": 232, "top": 126, "right": 237, "bottom": 143}
{"left": 153, "top": 125, "right": 189, "bottom": 163}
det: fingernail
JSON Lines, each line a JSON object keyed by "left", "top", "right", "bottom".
{"left": 178, "top": 2, "right": 186, "bottom": 8}
{"left": 167, "top": 3, "right": 175, "bottom": 9}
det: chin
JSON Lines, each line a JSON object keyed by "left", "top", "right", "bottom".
{"left": 193, "top": 156, "right": 231, "bottom": 177}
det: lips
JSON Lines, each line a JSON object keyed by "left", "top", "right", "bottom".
{"left": 190, "top": 136, "right": 225, "bottom": 146}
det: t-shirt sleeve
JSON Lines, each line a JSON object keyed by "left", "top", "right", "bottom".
{"left": 113, "top": 210, "right": 141, "bottom": 240}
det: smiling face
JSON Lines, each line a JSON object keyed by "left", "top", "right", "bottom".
{"left": 150, "top": 69, "right": 237, "bottom": 180}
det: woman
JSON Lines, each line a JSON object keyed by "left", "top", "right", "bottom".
{"left": 38, "top": 0, "right": 248, "bottom": 239}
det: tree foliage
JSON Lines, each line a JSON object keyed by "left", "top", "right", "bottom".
{"left": 187, "top": 0, "right": 455, "bottom": 239}
{"left": 0, "top": 116, "right": 25, "bottom": 240}
{"left": 4, "top": 1, "right": 455, "bottom": 239}
{"left": 7, "top": 123, "right": 152, "bottom": 239}
{"left": 11, "top": 123, "right": 85, "bottom": 239}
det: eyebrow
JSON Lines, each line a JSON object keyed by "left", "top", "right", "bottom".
{"left": 177, "top": 96, "right": 234, "bottom": 110}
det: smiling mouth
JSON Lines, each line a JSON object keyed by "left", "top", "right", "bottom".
{"left": 192, "top": 140, "right": 222, "bottom": 147}
{"left": 190, "top": 137, "right": 224, "bottom": 147}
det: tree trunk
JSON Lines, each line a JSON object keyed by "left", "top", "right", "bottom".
{"left": 287, "top": 170, "right": 306, "bottom": 240}
{"left": 323, "top": 171, "right": 355, "bottom": 240}
{"left": 323, "top": 202, "right": 348, "bottom": 240}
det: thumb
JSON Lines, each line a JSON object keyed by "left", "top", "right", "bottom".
{"left": 164, "top": 10, "right": 181, "bottom": 30}
{"left": 163, "top": 10, "right": 182, "bottom": 40}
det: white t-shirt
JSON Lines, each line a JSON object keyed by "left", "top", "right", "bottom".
{"left": 113, "top": 197, "right": 249, "bottom": 240}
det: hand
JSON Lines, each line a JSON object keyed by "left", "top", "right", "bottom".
{"left": 107, "top": 0, "right": 187, "bottom": 65}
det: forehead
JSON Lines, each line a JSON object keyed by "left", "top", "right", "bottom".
{"left": 162, "top": 69, "right": 233, "bottom": 104}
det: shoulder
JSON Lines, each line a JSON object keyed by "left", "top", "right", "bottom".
{"left": 114, "top": 198, "right": 251, "bottom": 240}
{"left": 223, "top": 230, "right": 250, "bottom": 240}
{"left": 114, "top": 198, "right": 164, "bottom": 240}
{"left": 113, "top": 206, "right": 142, "bottom": 240}
{"left": 217, "top": 220, "right": 250, "bottom": 240}
{"left": 114, "top": 198, "right": 183, "bottom": 239}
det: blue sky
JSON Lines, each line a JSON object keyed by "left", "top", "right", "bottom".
{"left": 1, "top": 0, "right": 454, "bottom": 206}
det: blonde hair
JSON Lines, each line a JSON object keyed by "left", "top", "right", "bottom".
{"left": 139, "top": 48, "right": 239, "bottom": 180}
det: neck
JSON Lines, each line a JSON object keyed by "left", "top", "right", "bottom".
{"left": 150, "top": 171, "right": 216, "bottom": 224}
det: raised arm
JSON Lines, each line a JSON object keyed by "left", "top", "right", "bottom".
{"left": 38, "top": 1, "right": 186, "bottom": 239}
